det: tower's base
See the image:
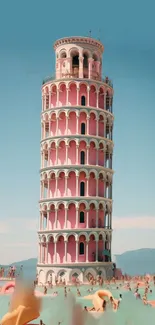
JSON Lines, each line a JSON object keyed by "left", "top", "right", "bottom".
{"left": 37, "top": 262, "right": 114, "bottom": 285}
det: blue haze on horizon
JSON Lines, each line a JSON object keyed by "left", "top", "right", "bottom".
{"left": 0, "top": 0, "right": 155, "bottom": 264}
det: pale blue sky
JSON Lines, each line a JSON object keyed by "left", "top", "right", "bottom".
{"left": 0, "top": 0, "right": 155, "bottom": 264}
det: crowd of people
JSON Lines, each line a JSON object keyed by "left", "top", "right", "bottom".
{"left": 0, "top": 265, "right": 23, "bottom": 279}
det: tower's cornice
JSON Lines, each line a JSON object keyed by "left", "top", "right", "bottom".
{"left": 54, "top": 36, "right": 104, "bottom": 52}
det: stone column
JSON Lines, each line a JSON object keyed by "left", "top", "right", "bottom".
{"left": 76, "top": 240, "right": 78, "bottom": 262}
{"left": 96, "top": 240, "right": 98, "bottom": 262}
{"left": 65, "top": 208, "right": 68, "bottom": 228}
{"left": 76, "top": 175, "right": 79, "bottom": 196}
{"left": 86, "top": 210, "right": 89, "bottom": 228}
{"left": 75, "top": 208, "right": 78, "bottom": 228}
{"left": 48, "top": 148, "right": 50, "bottom": 167}
{"left": 88, "top": 58, "right": 93, "bottom": 79}
{"left": 47, "top": 211, "right": 49, "bottom": 230}
{"left": 49, "top": 91, "right": 51, "bottom": 109}
{"left": 96, "top": 177, "right": 99, "bottom": 197}
{"left": 110, "top": 213, "right": 112, "bottom": 229}
{"left": 104, "top": 148, "right": 106, "bottom": 167}
{"left": 76, "top": 114, "right": 79, "bottom": 133}
{"left": 86, "top": 116, "right": 90, "bottom": 135}
{"left": 79, "top": 56, "right": 83, "bottom": 78}
{"left": 65, "top": 145, "right": 68, "bottom": 164}
{"left": 66, "top": 115, "right": 68, "bottom": 134}
{"left": 55, "top": 209, "right": 58, "bottom": 229}
{"left": 76, "top": 145, "right": 79, "bottom": 164}
{"left": 96, "top": 209, "right": 99, "bottom": 228}
{"left": 55, "top": 176, "right": 58, "bottom": 197}
{"left": 56, "top": 146, "right": 58, "bottom": 165}
{"left": 86, "top": 177, "right": 89, "bottom": 196}
{"left": 65, "top": 240, "right": 67, "bottom": 263}
{"left": 56, "top": 89, "right": 59, "bottom": 107}
{"left": 46, "top": 243, "right": 48, "bottom": 263}
{"left": 65, "top": 176, "right": 68, "bottom": 196}
{"left": 77, "top": 87, "right": 79, "bottom": 106}
{"left": 66, "top": 88, "right": 69, "bottom": 106}
{"left": 96, "top": 148, "right": 99, "bottom": 166}
{"left": 104, "top": 117, "right": 106, "bottom": 138}
{"left": 87, "top": 86, "right": 90, "bottom": 106}
{"left": 96, "top": 117, "right": 99, "bottom": 136}
{"left": 56, "top": 117, "right": 58, "bottom": 135}
{"left": 54, "top": 242, "right": 57, "bottom": 263}
{"left": 96, "top": 91, "right": 99, "bottom": 108}
{"left": 86, "top": 241, "right": 88, "bottom": 262}
{"left": 48, "top": 179, "right": 50, "bottom": 198}
{"left": 86, "top": 145, "right": 89, "bottom": 165}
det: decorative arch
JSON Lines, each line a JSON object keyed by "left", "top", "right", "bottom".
{"left": 55, "top": 233, "right": 66, "bottom": 243}
{"left": 78, "top": 168, "right": 89, "bottom": 178}
{"left": 88, "top": 232, "right": 98, "bottom": 241}
{"left": 47, "top": 234, "right": 55, "bottom": 243}
{"left": 38, "top": 270, "right": 45, "bottom": 284}
{"left": 59, "top": 49, "right": 67, "bottom": 59}
{"left": 48, "top": 202, "right": 56, "bottom": 210}
{"left": 78, "top": 200, "right": 89, "bottom": 210}
{"left": 67, "top": 200, "right": 78, "bottom": 209}
{"left": 69, "top": 47, "right": 80, "bottom": 57}
{"left": 57, "top": 269, "right": 67, "bottom": 278}
{"left": 89, "top": 200, "right": 98, "bottom": 209}
{"left": 67, "top": 169, "right": 77, "bottom": 177}
{"left": 69, "top": 268, "right": 82, "bottom": 282}
{"left": 66, "top": 232, "right": 78, "bottom": 241}
{"left": 84, "top": 268, "right": 97, "bottom": 282}
{"left": 57, "top": 169, "right": 66, "bottom": 178}
{"left": 89, "top": 169, "right": 98, "bottom": 179}
{"left": 98, "top": 231, "right": 106, "bottom": 240}
{"left": 78, "top": 232, "right": 89, "bottom": 241}
{"left": 46, "top": 270, "right": 55, "bottom": 282}
{"left": 89, "top": 139, "right": 98, "bottom": 149}
{"left": 55, "top": 200, "right": 67, "bottom": 210}
{"left": 41, "top": 235, "right": 47, "bottom": 243}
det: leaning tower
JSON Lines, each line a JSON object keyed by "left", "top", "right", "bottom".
{"left": 37, "top": 36, "right": 114, "bottom": 285}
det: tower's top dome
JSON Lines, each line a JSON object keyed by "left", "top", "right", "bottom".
{"left": 54, "top": 36, "right": 104, "bottom": 53}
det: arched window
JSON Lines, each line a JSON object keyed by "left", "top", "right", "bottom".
{"left": 81, "top": 96, "right": 86, "bottom": 106}
{"left": 106, "top": 92, "right": 110, "bottom": 110}
{"left": 72, "top": 55, "right": 79, "bottom": 66}
{"left": 46, "top": 94, "right": 49, "bottom": 109}
{"left": 80, "top": 182, "right": 85, "bottom": 196}
{"left": 81, "top": 123, "right": 85, "bottom": 135}
{"left": 43, "top": 214, "right": 47, "bottom": 229}
{"left": 79, "top": 242, "right": 84, "bottom": 255}
{"left": 80, "top": 211, "right": 85, "bottom": 223}
{"left": 83, "top": 54, "right": 88, "bottom": 68}
{"left": 80, "top": 151, "right": 85, "bottom": 164}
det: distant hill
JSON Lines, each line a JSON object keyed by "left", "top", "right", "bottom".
{"left": 1, "top": 249, "right": 155, "bottom": 276}
{"left": 115, "top": 248, "right": 155, "bottom": 275}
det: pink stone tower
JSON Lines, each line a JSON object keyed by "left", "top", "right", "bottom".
{"left": 37, "top": 36, "right": 114, "bottom": 285}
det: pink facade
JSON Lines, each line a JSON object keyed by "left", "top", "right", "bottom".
{"left": 37, "top": 36, "right": 114, "bottom": 283}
